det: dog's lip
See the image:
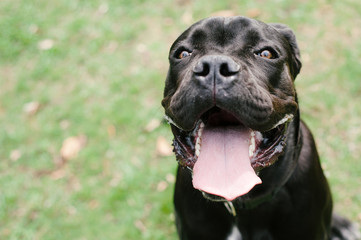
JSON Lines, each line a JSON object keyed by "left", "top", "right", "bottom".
{"left": 166, "top": 111, "right": 293, "bottom": 169}
{"left": 164, "top": 110, "right": 293, "bottom": 133}
{"left": 164, "top": 115, "right": 184, "bottom": 130}
{"left": 165, "top": 112, "right": 293, "bottom": 136}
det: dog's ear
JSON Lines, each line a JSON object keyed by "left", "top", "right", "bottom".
{"left": 270, "top": 23, "right": 302, "bottom": 79}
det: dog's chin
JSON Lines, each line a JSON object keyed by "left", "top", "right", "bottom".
{"left": 166, "top": 107, "right": 294, "bottom": 201}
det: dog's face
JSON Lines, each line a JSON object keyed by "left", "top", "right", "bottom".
{"left": 162, "top": 17, "right": 302, "bottom": 201}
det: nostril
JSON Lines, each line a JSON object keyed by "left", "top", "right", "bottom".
{"left": 193, "top": 56, "right": 240, "bottom": 78}
{"left": 193, "top": 62, "right": 210, "bottom": 77}
{"left": 220, "top": 62, "right": 240, "bottom": 77}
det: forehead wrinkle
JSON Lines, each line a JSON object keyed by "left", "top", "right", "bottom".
{"left": 185, "top": 17, "right": 282, "bottom": 53}
{"left": 223, "top": 17, "right": 260, "bottom": 46}
{"left": 189, "top": 18, "right": 226, "bottom": 48}
{"left": 189, "top": 28, "right": 207, "bottom": 47}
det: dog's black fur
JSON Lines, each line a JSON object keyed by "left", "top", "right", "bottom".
{"left": 162, "top": 16, "right": 360, "bottom": 240}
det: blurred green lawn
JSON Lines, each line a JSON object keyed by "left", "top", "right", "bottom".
{"left": 0, "top": 0, "right": 360, "bottom": 239}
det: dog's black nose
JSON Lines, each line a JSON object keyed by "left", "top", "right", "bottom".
{"left": 193, "top": 55, "right": 240, "bottom": 78}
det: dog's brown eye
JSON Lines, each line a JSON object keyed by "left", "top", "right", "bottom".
{"left": 258, "top": 50, "right": 273, "bottom": 59}
{"left": 179, "top": 51, "right": 191, "bottom": 59}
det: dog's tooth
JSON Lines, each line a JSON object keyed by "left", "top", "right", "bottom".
{"left": 272, "top": 114, "right": 294, "bottom": 129}
{"left": 194, "top": 122, "right": 204, "bottom": 157}
{"left": 192, "top": 121, "right": 205, "bottom": 137}
{"left": 164, "top": 115, "right": 184, "bottom": 130}
{"left": 195, "top": 139, "right": 201, "bottom": 157}
{"left": 249, "top": 147, "right": 254, "bottom": 158}
{"left": 195, "top": 148, "right": 200, "bottom": 157}
{"left": 255, "top": 131, "right": 263, "bottom": 141}
{"left": 196, "top": 123, "right": 204, "bottom": 146}
{"left": 195, "top": 137, "right": 201, "bottom": 150}
{"left": 195, "top": 135, "right": 202, "bottom": 157}
{"left": 198, "top": 122, "right": 205, "bottom": 136}
{"left": 249, "top": 131, "right": 256, "bottom": 158}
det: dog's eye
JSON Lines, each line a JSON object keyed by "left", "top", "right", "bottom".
{"left": 178, "top": 51, "right": 192, "bottom": 59}
{"left": 258, "top": 50, "right": 273, "bottom": 59}
{"left": 255, "top": 48, "right": 278, "bottom": 59}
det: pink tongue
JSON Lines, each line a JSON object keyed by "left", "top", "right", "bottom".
{"left": 192, "top": 126, "right": 262, "bottom": 201}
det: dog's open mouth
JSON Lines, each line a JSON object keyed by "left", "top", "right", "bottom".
{"left": 166, "top": 107, "right": 293, "bottom": 201}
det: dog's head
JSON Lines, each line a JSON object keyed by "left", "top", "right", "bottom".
{"left": 162, "top": 16, "right": 302, "bottom": 201}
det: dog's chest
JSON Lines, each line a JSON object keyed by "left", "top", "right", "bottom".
{"left": 227, "top": 225, "right": 242, "bottom": 240}
{"left": 227, "top": 224, "right": 274, "bottom": 240}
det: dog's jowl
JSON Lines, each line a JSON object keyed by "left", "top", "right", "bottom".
{"left": 162, "top": 16, "right": 360, "bottom": 240}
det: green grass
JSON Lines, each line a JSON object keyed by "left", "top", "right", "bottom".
{"left": 0, "top": 0, "right": 360, "bottom": 239}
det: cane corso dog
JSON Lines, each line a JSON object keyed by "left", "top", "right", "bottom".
{"left": 161, "top": 16, "right": 360, "bottom": 240}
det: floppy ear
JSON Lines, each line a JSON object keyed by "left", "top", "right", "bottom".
{"left": 270, "top": 23, "right": 302, "bottom": 79}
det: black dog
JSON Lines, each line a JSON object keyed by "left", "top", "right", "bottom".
{"left": 162, "top": 16, "right": 360, "bottom": 240}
